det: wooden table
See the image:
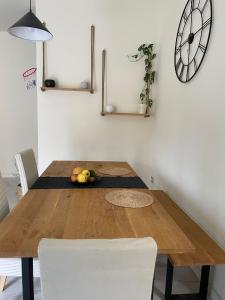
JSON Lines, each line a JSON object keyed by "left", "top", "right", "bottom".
{"left": 0, "top": 161, "right": 195, "bottom": 300}
{"left": 41, "top": 160, "right": 138, "bottom": 177}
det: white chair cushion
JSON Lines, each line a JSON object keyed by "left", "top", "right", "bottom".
{"left": 38, "top": 238, "right": 157, "bottom": 300}
{"left": 15, "top": 149, "right": 38, "bottom": 196}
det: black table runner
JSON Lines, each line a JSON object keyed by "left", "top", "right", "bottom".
{"left": 31, "top": 176, "right": 147, "bottom": 190}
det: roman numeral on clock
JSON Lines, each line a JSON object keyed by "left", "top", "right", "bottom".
{"left": 186, "top": 65, "right": 190, "bottom": 81}
{"left": 199, "top": 44, "right": 206, "bottom": 53}
{"left": 183, "top": 12, "right": 188, "bottom": 23}
{"left": 190, "top": 0, "right": 195, "bottom": 10}
{"left": 179, "top": 64, "right": 185, "bottom": 79}
{"left": 176, "top": 57, "right": 182, "bottom": 70}
{"left": 202, "top": 0, "right": 209, "bottom": 12}
{"left": 194, "top": 58, "right": 198, "bottom": 71}
{"left": 202, "top": 17, "right": 211, "bottom": 29}
{"left": 176, "top": 45, "right": 181, "bottom": 54}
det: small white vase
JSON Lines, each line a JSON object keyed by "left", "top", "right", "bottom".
{"left": 105, "top": 104, "right": 115, "bottom": 113}
{"left": 80, "top": 81, "right": 89, "bottom": 89}
{"left": 139, "top": 103, "right": 147, "bottom": 114}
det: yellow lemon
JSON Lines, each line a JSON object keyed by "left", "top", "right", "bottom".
{"left": 72, "top": 167, "right": 83, "bottom": 175}
{"left": 77, "top": 173, "right": 87, "bottom": 183}
{"left": 82, "top": 169, "right": 90, "bottom": 178}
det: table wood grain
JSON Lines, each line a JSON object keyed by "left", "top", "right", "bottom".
{"left": 0, "top": 188, "right": 194, "bottom": 258}
{"left": 156, "top": 190, "right": 225, "bottom": 266}
{"left": 41, "top": 161, "right": 137, "bottom": 177}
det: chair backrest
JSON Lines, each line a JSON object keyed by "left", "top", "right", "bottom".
{"left": 38, "top": 237, "right": 157, "bottom": 300}
{"left": 0, "top": 172, "right": 10, "bottom": 222}
{"left": 15, "top": 149, "right": 38, "bottom": 196}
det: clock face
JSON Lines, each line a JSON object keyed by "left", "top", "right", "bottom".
{"left": 175, "top": 0, "right": 212, "bottom": 83}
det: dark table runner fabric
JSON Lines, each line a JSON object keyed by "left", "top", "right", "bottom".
{"left": 31, "top": 176, "right": 147, "bottom": 190}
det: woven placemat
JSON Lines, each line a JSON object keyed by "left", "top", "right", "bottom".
{"left": 97, "top": 167, "right": 131, "bottom": 176}
{"left": 105, "top": 189, "right": 154, "bottom": 208}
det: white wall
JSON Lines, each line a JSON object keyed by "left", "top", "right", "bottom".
{"left": 0, "top": 32, "right": 37, "bottom": 176}
{"left": 36, "top": 0, "right": 159, "bottom": 176}
{"left": 151, "top": 1, "right": 225, "bottom": 299}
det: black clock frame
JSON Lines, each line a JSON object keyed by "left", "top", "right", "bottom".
{"left": 174, "top": 0, "right": 213, "bottom": 83}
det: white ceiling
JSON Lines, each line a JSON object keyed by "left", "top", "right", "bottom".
{"left": 0, "top": 0, "right": 35, "bottom": 31}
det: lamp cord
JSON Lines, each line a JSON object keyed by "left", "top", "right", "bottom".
{"left": 29, "top": 0, "right": 32, "bottom": 11}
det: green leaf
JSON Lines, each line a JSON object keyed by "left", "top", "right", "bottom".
{"left": 138, "top": 44, "right": 145, "bottom": 51}
{"left": 149, "top": 71, "right": 155, "bottom": 84}
{"left": 144, "top": 73, "right": 150, "bottom": 82}
{"left": 143, "top": 48, "right": 149, "bottom": 55}
{"left": 140, "top": 93, "right": 145, "bottom": 100}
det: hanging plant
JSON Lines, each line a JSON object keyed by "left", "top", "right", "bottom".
{"left": 128, "top": 44, "right": 156, "bottom": 111}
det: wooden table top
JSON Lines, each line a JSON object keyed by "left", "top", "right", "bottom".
{"left": 157, "top": 190, "right": 225, "bottom": 266}
{"left": 0, "top": 161, "right": 195, "bottom": 258}
{"left": 41, "top": 161, "right": 137, "bottom": 177}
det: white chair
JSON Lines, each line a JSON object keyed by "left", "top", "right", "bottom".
{"left": 15, "top": 149, "right": 38, "bottom": 196}
{"left": 38, "top": 237, "right": 157, "bottom": 300}
{"left": 0, "top": 172, "right": 40, "bottom": 292}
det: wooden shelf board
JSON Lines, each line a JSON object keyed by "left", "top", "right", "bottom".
{"left": 41, "top": 87, "right": 94, "bottom": 93}
{"left": 101, "top": 112, "right": 150, "bottom": 117}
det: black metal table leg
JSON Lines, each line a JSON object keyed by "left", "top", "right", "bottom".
{"left": 199, "top": 266, "right": 210, "bottom": 300}
{"left": 22, "top": 258, "right": 34, "bottom": 300}
{"left": 165, "top": 258, "right": 174, "bottom": 300}
{"left": 165, "top": 258, "right": 210, "bottom": 300}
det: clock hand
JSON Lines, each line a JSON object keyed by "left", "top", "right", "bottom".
{"left": 177, "top": 25, "right": 202, "bottom": 53}
{"left": 176, "top": 37, "right": 189, "bottom": 53}
{"left": 193, "top": 27, "right": 202, "bottom": 36}
{"left": 190, "top": 1, "right": 193, "bottom": 34}
{"left": 193, "top": 16, "right": 211, "bottom": 37}
{"left": 177, "top": 11, "right": 209, "bottom": 54}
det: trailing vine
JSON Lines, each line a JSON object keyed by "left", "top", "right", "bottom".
{"left": 128, "top": 43, "right": 156, "bottom": 109}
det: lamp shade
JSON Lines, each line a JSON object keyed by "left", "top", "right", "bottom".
{"left": 8, "top": 11, "right": 53, "bottom": 42}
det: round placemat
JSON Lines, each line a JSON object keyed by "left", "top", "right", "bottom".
{"left": 97, "top": 167, "right": 131, "bottom": 176}
{"left": 105, "top": 189, "right": 154, "bottom": 208}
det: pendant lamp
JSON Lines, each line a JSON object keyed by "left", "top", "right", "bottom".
{"left": 8, "top": 0, "right": 53, "bottom": 42}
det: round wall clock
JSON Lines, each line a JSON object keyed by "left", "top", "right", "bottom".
{"left": 174, "top": 0, "right": 212, "bottom": 83}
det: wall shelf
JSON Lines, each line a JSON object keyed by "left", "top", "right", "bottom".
{"left": 41, "top": 26, "right": 95, "bottom": 94}
{"left": 101, "top": 49, "right": 150, "bottom": 118}
{"left": 41, "top": 87, "right": 93, "bottom": 93}
{"left": 101, "top": 112, "right": 150, "bottom": 117}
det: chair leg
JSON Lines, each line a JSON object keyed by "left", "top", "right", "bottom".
{"left": 0, "top": 276, "right": 6, "bottom": 292}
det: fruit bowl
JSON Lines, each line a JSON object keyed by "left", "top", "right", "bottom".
{"left": 70, "top": 167, "right": 98, "bottom": 184}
